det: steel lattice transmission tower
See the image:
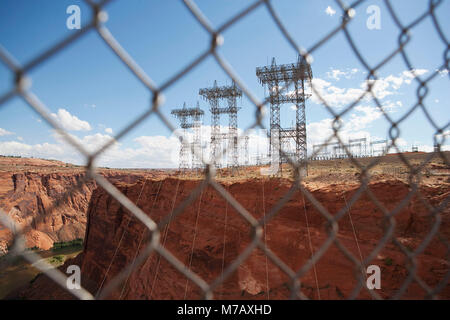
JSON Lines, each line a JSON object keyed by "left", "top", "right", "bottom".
{"left": 171, "top": 102, "right": 204, "bottom": 170}
{"left": 256, "top": 56, "right": 312, "bottom": 175}
{"left": 199, "top": 81, "right": 242, "bottom": 169}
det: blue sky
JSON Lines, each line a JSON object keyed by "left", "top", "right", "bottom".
{"left": 0, "top": 0, "right": 448, "bottom": 168}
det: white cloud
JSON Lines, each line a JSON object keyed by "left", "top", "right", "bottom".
{"left": 309, "top": 78, "right": 365, "bottom": 107}
{"left": 52, "top": 132, "right": 116, "bottom": 154}
{"left": 105, "top": 128, "right": 113, "bottom": 134}
{"left": 0, "top": 124, "right": 262, "bottom": 168}
{"left": 437, "top": 68, "right": 448, "bottom": 77}
{"left": 325, "top": 6, "right": 336, "bottom": 16}
{"left": 401, "top": 69, "right": 428, "bottom": 84}
{"left": 0, "top": 129, "right": 181, "bottom": 168}
{"left": 50, "top": 109, "right": 91, "bottom": 131}
{"left": 307, "top": 118, "right": 334, "bottom": 147}
{"left": 327, "top": 69, "right": 347, "bottom": 81}
{"left": 309, "top": 68, "right": 429, "bottom": 108}
{"left": 361, "top": 78, "right": 394, "bottom": 100}
{"left": 345, "top": 105, "right": 382, "bottom": 131}
{"left": 365, "top": 69, "right": 428, "bottom": 96}
{"left": 0, "top": 141, "right": 65, "bottom": 158}
{"left": 0, "top": 128, "right": 14, "bottom": 136}
{"left": 326, "top": 68, "right": 359, "bottom": 81}
{"left": 384, "top": 74, "right": 404, "bottom": 89}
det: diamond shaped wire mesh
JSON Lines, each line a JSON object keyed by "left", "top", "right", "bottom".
{"left": 0, "top": 0, "right": 448, "bottom": 300}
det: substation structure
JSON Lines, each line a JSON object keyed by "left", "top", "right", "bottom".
{"left": 312, "top": 139, "right": 389, "bottom": 160}
{"left": 171, "top": 102, "right": 204, "bottom": 170}
{"left": 256, "top": 56, "right": 313, "bottom": 175}
{"left": 199, "top": 81, "right": 242, "bottom": 169}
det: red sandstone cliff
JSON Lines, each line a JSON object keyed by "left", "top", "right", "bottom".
{"left": 17, "top": 176, "right": 450, "bottom": 300}
{"left": 0, "top": 157, "right": 167, "bottom": 255}
{"left": 0, "top": 171, "right": 95, "bottom": 253}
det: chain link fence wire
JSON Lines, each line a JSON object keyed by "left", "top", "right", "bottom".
{"left": 0, "top": 0, "right": 449, "bottom": 300}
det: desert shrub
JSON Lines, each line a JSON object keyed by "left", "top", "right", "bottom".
{"left": 26, "top": 246, "right": 40, "bottom": 251}
{"left": 52, "top": 238, "right": 83, "bottom": 250}
{"left": 49, "top": 255, "right": 64, "bottom": 264}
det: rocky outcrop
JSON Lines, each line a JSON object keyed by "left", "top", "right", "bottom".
{"left": 17, "top": 176, "right": 450, "bottom": 300}
{"left": 0, "top": 172, "right": 95, "bottom": 252}
{"left": 0, "top": 158, "right": 157, "bottom": 254}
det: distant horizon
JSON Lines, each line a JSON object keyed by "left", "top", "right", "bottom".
{"left": 1, "top": 149, "right": 446, "bottom": 171}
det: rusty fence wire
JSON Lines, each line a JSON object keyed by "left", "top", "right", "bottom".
{"left": 0, "top": 0, "right": 449, "bottom": 300}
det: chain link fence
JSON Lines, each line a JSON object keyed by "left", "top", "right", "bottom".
{"left": 0, "top": 0, "right": 449, "bottom": 300}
